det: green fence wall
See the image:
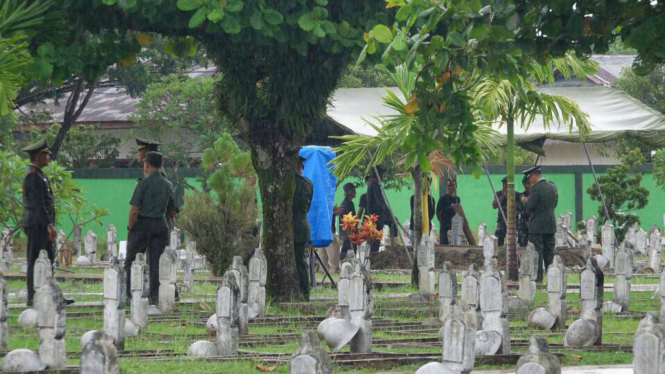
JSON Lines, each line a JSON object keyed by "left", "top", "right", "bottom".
{"left": 66, "top": 166, "right": 665, "bottom": 242}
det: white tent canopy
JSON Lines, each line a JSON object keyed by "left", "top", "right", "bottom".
{"left": 327, "top": 86, "right": 665, "bottom": 148}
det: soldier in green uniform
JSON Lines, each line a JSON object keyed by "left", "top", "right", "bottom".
{"left": 135, "top": 138, "right": 179, "bottom": 229}
{"left": 293, "top": 155, "right": 313, "bottom": 299}
{"left": 125, "top": 152, "right": 177, "bottom": 303}
{"left": 522, "top": 166, "right": 558, "bottom": 282}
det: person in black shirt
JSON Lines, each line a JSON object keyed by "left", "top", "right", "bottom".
{"left": 356, "top": 175, "right": 370, "bottom": 222}
{"left": 517, "top": 175, "right": 531, "bottom": 247}
{"left": 436, "top": 178, "right": 460, "bottom": 245}
{"left": 337, "top": 183, "right": 357, "bottom": 259}
{"left": 493, "top": 176, "right": 522, "bottom": 246}
{"left": 365, "top": 167, "right": 393, "bottom": 254}
{"left": 410, "top": 177, "right": 435, "bottom": 238}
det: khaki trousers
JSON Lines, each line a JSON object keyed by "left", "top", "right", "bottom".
{"left": 317, "top": 236, "right": 340, "bottom": 274}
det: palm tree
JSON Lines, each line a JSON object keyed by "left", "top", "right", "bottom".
{"left": 473, "top": 54, "right": 595, "bottom": 280}
{"left": 0, "top": 0, "right": 52, "bottom": 116}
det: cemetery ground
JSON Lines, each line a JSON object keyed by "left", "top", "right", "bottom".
{"left": 1, "top": 243, "right": 657, "bottom": 374}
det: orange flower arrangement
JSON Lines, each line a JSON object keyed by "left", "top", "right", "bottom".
{"left": 342, "top": 213, "right": 383, "bottom": 246}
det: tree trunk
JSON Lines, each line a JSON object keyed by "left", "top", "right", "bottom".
{"left": 245, "top": 120, "right": 302, "bottom": 301}
{"left": 50, "top": 77, "right": 97, "bottom": 160}
{"left": 410, "top": 165, "right": 423, "bottom": 286}
{"left": 506, "top": 115, "right": 518, "bottom": 280}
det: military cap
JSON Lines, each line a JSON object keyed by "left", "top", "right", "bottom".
{"left": 144, "top": 151, "right": 163, "bottom": 166}
{"left": 135, "top": 137, "right": 161, "bottom": 151}
{"left": 22, "top": 137, "right": 50, "bottom": 155}
{"left": 522, "top": 165, "right": 542, "bottom": 176}
{"left": 343, "top": 182, "right": 356, "bottom": 193}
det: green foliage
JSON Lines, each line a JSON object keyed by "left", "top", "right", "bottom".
{"left": 587, "top": 148, "right": 649, "bottom": 242}
{"left": 337, "top": 65, "right": 393, "bottom": 88}
{"left": 0, "top": 150, "right": 108, "bottom": 239}
{"left": 179, "top": 133, "right": 258, "bottom": 275}
{"left": 128, "top": 74, "right": 228, "bottom": 167}
{"left": 614, "top": 65, "right": 665, "bottom": 115}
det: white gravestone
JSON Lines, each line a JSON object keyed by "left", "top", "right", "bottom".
{"left": 626, "top": 223, "right": 638, "bottom": 251}
{"left": 130, "top": 253, "right": 149, "bottom": 332}
{"left": 650, "top": 229, "right": 661, "bottom": 273}
{"left": 80, "top": 330, "right": 119, "bottom": 374}
{"left": 348, "top": 259, "right": 373, "bottom": 354}
{"left": 601, "top": 221, "right": 614, "bottom": 267}
{"left": 248, "top": 248, "right": 267, "bottom": 319}
{"left": 482, "top": 234, "right": 497, "bottom": 269}
{"left": 516, "top": 336, "right": 560, "bottom": 374}
{"left": 216, "top": 274, "right": 239, "bottom": 356}
{"left": 565, "top": 259, "right": 603, "bottom": 347}
{"left": 37, "top": 278, "right": 67, "bottom": 369}
{"left": 289, "top": 331, "right": 333, "bottom": 374}
{"left": 33, "top": 250, "right": 51, "bottom": 309}
{"left": 103, "top": 257, "right": 126, "bottom": 350}
{"left": 85, "top": 230, "right": 97, "bottom": 263}
{"left": 158, "top": 249, "right": 177, "bottom": 313}
{"left": 519, "top": 244, "right": 538, "bottom": 305}
{"left": 438, "top": 262, "right": 457, "bottom": 323}
{"left": 633, "top": 313, "right": 665, "bottom": 374}
{"left": 451, "top": 213, "right": 464, "bottom": 246}
{"left": 586, "top": 216, "right": 597, "bottom": 245}
{"left": 229, "top": 256, "right": 250, "bottom": 335}
{"left": 56, "top": 230, "right": 66, "bottom": 254}
{"left": 636, "top": 228, "right": 647, "bottom": 256}
{"left": 478, "top": 259, "right": 510, "bottom": 354}
{"left": 613, "top": 247, "right": 632, "bottom": 312}
{"left": 170, "top": 227, "right": 181, "bottom": 251}
{"left": 555, "top": 223, "right": 565, "bottom": 249}
{"left": 563, "top": 211, "right": 572, "bottom": 231}
{"left": 461, "top": 264, "right": 482, "bottom": 327}
{"left": 547, "top": 256, "right": 567, "bottom": 329}
{"left": 477, "top": 223, "right": 486, "bottom": 245}
{"left": 417, "top": 234, "right": 436, "bottom": 298}
{"left": 106, "top": 224, "right": 117, "bottom": 257}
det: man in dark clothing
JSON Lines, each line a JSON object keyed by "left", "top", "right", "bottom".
{"left": 125, "top": 152, "right": 177, "bottom": 304}
{"left": 410, "top": 177, "right": 435, "bottom": 237}
{"left": 21, "top": 138, "right": 74, "bottom": 306}
{"left": 436, "top": 178, "right": 460, "bottom": 245}
{"left": 517, "top": 175, "right": 531, "bottom": 247}
{"left": 356, "top": 175, "right": 370, "bottom": 221}
{"left": 492, "top": 177, "right": 522, "bottom": 247}
{"left": 135, "top": 138, "right": 179, "bottom": 229}
{"left": 337, "top": 182, "right": 356, "bottom": 260}
{"left": 365, "top": 168, "right": 392, "bottom": 254}
{"left": 293, "top": 155, "right": 313, "bottom": 299}
{"left": 522, "top": 166, "right": 558, "bottom": 282}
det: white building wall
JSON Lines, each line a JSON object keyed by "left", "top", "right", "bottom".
{"left": 539, "top": 142, "right": 620, "bottom": 165}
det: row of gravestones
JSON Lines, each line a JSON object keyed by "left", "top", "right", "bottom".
{"left": 187, "top": 248, "right": 268, "bottom": 357}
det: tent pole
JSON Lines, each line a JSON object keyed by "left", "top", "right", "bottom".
{"left": 483, "top": 157, "right": 507, "bottom": 225}
{"left": 371, "top": 165, "right": 414, "bottom": 266}
{"left": 582, "top": 142, "right": 619, "bottom": 247}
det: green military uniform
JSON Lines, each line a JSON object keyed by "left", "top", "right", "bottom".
{"left": 293, "top": 172, "right": 313, "bottom": 299}
{"left": 21, "top": 138, "right": 55, "bottom": 306}
{"left": 525, "top": 168, "right": 558, "bottom": 282}
{"left": 124, "top": 152, "right": 177, "bottom": 303}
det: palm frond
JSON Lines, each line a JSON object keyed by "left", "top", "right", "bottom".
{"left": 0, "top": 33, "right": 30, "bottom": 115}
{"left": 0, "top": 0, "right": 51, "bottom": 36}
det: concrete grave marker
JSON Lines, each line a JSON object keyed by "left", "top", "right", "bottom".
{"left": 547, "top": 256, "right": 567, "bottom": 329}
{"left": 555, "top": 222, "right": 565, "bottom": 248}
{"left": 586, "top": 215, "right": 597, "bottom": 245}
{"left": 289, "top": 331, "right": 332, "bottom": 374}
{"left": 519, "top": 243, "right": 538, "bottom": 305}
{"left": 516, "top": 336, "right": 560, "bottom": 374}
{"left": 37, "top": 278, "right": 67, "bottom": 369}
{"left": 562, "top": 211, "right": 572, "bottom": 230}
{"left": 158, "top": 249, "right": 177, "bottom": 313}
{"left": 451, "top": 213, "right": 464, "bottom": 246}
{"left": 461, "top": 264, "right": 481, "bottom": 326}
{"left": 107, "top": 224, "right": 117, "bottom": 257}
{"left": 438, "top": 262, "right": 457, "bottom": 322}
{"left": 248, "top": 248, "right": 267, "bottom": 319}
{"left": 169, "top": 227, "right": 181, "bottom": 251}
{"left": 601, "top": 221, "right": 614, "bottom": 267}
{"left": 636, "top": 228, "right": 648, "bottom": 257}
{"left": 633, "top": 313, "right": 665, "bottom": 374}
{"left": 0, "top": 275, "right": 7, "bottom": 350}
{"left": 477, "top": 223, "right": 486, "bottom": 245}
{"left": 650, "top": 229, "right": 661, "bottom": 273}
{"left": 565, "top": 259, "right": 603, "bottom": 347}
{"left": 103, "top": 257, "right": 126, "bottom": 350}
{"left": 626, "top": 223, "right": 638, "bottom": 251}
{"left": 229, "top": 256, "right": 250, "bottom": 335}
{"left": 130, "top": 253, "right": 149, "bottom": 332}
{"left": 80, "top": 331, "right": 119, "bottom": 374}
{"left": 417, "top": 234, "right": 436, "bottom": 298}
{"left": 478, "top": 259, "right": 510, "bottom": 354}
{"left": 482, "top": 234, "right": 497, "bottom": 268}
{"left": 216, "top": 274, "right": 240, "bottom": 356}
{"left": 612, "top": 246, "right": 632, "bottom": 311}
{"left": 85, "top": 230, "right": 97, "bottom": 263}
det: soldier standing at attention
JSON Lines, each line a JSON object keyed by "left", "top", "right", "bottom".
{"left": 135, "top": 138, "right": 179, "bottom": 229}
{"left": 521, "top": 166, "right": 558, "bottom": 282}
{"left": 21, "top": 138, "right": 73, "bottom": 306}
{"left": 125, "top": 152, "right": 177, "bottom": 304}
{"left": 293, "top": 154, "right": 313, "bottom": 299}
